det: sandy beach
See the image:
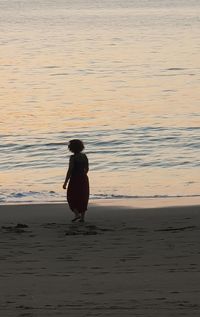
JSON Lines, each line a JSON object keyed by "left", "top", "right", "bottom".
{"left": 0, "top": 200, "right": 200, "bottom": 316}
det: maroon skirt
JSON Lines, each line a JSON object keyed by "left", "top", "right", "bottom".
{"left": 67, "top": 174, "right": 89, "bottom": 214}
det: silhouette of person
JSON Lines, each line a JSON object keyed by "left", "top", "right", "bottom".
{"left": 63, "top": 139, "right": 89, "bottom": 222}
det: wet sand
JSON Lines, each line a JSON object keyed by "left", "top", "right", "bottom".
{"left": 0, "top": 201, "right": 200, "bottom": 316}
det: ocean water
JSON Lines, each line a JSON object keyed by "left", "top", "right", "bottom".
{"left": 0, "top": 0, "right": 200, "bottom": 204}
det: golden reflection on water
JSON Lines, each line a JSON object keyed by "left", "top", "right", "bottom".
{"left": 1, "top": 168, "right": 200, "bottom": 200}
{"left": 1, "top": 2, "right": 199, "bottom": 202}
{"left": 1, "top": 11, "right": 200, "bottom": 135}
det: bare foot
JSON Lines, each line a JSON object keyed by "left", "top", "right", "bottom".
{"left": 71, "top": 216, "right": 81, "bottom": 222}
{"left": 79, "top": 218, "right": 85, "bottom": 223}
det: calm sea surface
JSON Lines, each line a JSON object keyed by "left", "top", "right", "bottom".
{"left": 0, "top": 0, "right": 200, "bottom": 203}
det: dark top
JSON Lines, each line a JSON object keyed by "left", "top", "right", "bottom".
{"left": 70, "top": 153, "right": 89, "bottom": 176}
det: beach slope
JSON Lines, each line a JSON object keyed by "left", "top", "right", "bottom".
{"left": 0, "top": 202, "right": 200, "bottom": 316}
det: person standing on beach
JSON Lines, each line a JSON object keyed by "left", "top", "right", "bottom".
{"left": 63, "top": 139, "right": 89, "bottom": 222}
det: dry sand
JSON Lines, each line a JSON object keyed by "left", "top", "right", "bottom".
{"left": 0, "top": 201, "right": 200, "bottom": 316}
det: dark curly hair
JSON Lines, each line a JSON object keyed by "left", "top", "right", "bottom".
{"left": 68, "top": 139, "right": 84, "bottom": 154}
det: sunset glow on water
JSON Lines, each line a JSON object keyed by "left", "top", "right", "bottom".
{"left": 1, "top": 0, "right": 200, "bottom": 203}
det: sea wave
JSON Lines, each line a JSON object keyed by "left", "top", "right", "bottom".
{"left": 1, "top": 126, "right": 200, "bottom": 171}
{"left": 1, "top": 190, "right": 200, "bottom": 205}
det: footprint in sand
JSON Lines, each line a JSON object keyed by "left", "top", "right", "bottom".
{"left": 1, "top": 224, "right": 30, "bottom": 233}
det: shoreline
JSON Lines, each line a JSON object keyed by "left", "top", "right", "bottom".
{"left": 0, "top": 199, "right": 199, "bottom": 226}
{"left": 1, "top": 195, "right": 200, "bottom": 208}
